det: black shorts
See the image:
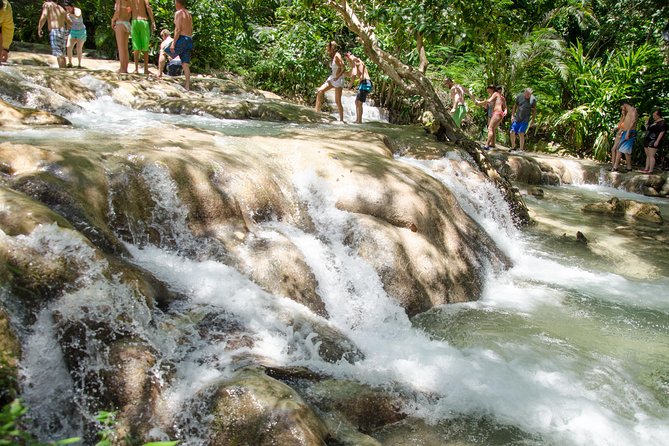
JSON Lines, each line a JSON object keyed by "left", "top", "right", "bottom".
{"left": 356, "top": 79, "right": 372, "bottom": 103}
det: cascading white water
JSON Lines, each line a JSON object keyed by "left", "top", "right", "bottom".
{"left": 326, "top": 90, "right": 389, "bottom": 123}
{"left": 3, "top": 73, "right": 668, "bottom": 445}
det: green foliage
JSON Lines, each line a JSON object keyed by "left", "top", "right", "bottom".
{"left": 0, "top": 399, "right": 80, "bottom": 446}
{"left": 551, "top": 42, "right": 668, "bottom": 159}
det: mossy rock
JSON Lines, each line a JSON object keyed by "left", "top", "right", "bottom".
{"left": 0, "top": 310, "right": 20, "bottom": 405}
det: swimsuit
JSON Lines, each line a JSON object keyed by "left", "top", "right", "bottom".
{"left": 618, "top": 130, "right": 636, "bottom": 154}
{"left": 511, "top": 120, "right": 529, "bottom": 134}
{"left": 356, "top": 79, "right": 372, "bottom": 103}
{"left": 327, "top": 57, "right": 344, "bottom": 88}
{"left": 49, "top": 27, "right": 68, "bottom": 57}
{"left": 68, "top": 14, "right": 86, "bottom": 41}
{"left": 131, "top": 19, "right": 150, "bottom": 52}
{"left": 645, "top": 120, "right": 666, "bottom": 148}
{"left": 452, "top": 103, "right": 466, "bottom": 126}
{"left": 165, "top": 35, "right": 193, "bottom": 64}
{"left": 115, "top": 20, "right": 131, "bottom": 33}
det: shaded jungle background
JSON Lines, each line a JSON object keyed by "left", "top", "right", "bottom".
{"left": 8, "top": 0, "right": 669, "bottom": 160}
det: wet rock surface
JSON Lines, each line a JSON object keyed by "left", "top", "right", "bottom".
{"left": 582, "top": 196, "right": 664, "bottom": 224}
{"left": 0, "top": 52, "right": 513, "bottom": 444}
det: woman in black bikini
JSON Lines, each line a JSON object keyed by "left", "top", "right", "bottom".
{"left": 640, "top": 110, "right": 666, "bottom": 173}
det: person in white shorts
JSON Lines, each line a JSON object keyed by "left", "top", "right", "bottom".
{"left": 314, "top": 41, "right": 345, "bottom": 122}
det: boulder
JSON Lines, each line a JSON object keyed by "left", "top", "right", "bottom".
{"left": 0, "top": 98, "right": 70, "bottom": 127}
{"left": 581, "top": 197, "right": 663, "bottom": 224}
{"left": 0, "top": 310, "right": 21, "bottom": 405}
{"left": 206, "top": 369, "right": 329, "bottom": 446}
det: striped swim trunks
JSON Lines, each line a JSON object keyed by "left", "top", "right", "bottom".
{"left": 49, "top": 28, "right": 68, "bottom": 57}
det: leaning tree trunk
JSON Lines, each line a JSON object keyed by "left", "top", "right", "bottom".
{"left": 326, "top": 0, "right": 530, "bottom": 225}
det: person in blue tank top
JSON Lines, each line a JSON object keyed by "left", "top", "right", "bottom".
{"left": 63, "top": 0, "right": 86, "bottom": 68}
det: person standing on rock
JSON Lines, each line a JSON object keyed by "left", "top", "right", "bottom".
{"left": 444, "top": 77, "right": 467, "bottom": 127}
{"left": 611, "top": 102, "right": 637, "bottom": 172}
{"left": 111, "top": 0, "right": 132, "bottom": 73}
{"left": 640, "top": 110, "right": 666, "bottom": 174}
{"left": 38, "top": 0, "right": 71, "bottom": 69}
{"left": 63, "top": 0, "right": 85, "bottom": 68}
{"left": 510, "top": 88, "right": 537, "bottom": 152}
{"left": 344, "top": 52, "right": 372, "bottom": 124}
{"left": 474, "top": 85, "right": 506, "bottom": 150}
{"left": 0, "top": 0, "right": 13, "bottom": 64}
{"left": 315, "top": 41, "right": 345, "bottom": 122}
{"left": 160, "top": 0, "right": 192, "bottom": 90}
{"left": 130, "top": 0, "right": 156, "bottom": 76}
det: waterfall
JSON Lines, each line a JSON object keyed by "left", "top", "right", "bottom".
{"left": 2, "top": 68, "right": 668, "bottom": 445}
{"left": 325, "top": 89, "right": 389, "bottom": 122}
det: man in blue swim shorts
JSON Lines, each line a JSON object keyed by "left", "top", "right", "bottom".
{"left": 510, "top": 88, "right": 537, "bottom": 152}
{"left": 159, "top": 0, "right": 193, "bottom": 90}
{"left": 611, "top": 102, "right": 638, "bottom": 172}
{"left": 345, "top": 52, "right": 372, "bottom": 124}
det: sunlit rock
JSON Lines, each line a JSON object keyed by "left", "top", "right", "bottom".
{"left": 207, "top": 369, "right": 329, "bottom": 446}
{"left": 582, "top": 197, "right": 663, "bottom": 224}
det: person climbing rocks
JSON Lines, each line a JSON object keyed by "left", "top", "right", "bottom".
{"left": 611, "top": 102, "right": 637, "bottom": 172}
{"left": 37, "top": 0, "right": 71, "bottom": 68}
{"left": 63, "top": 0, "right": 86, "bottom": 68}
{"left": 345, "top": 52, "right": 372, "bottom": 124}
{"left": 510, "top": 88, "right": 537, "bottom": 152}
{"left": 444, "top": 77, "right": 467, "bottom": 127}
{"left": 315, "top": 41, "right": 345, "bottom": 122}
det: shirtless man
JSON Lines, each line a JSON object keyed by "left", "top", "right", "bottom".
{"left": 611, "top": 102, "right": 638, "bottom": 172}
{"left": 130, "top": 0, "right": 156, "bottom": 76}
{"left": 111, "top": 0, "right": 133, "bottom": 73}
{"left": 444, "top": 77, "right": 467, "bottom": 127}
{"left": 37, "top": 0, "right": 71, "bottom": 68}
{"left": 345, "top": 52, "right": 371, "bottom": 124}
{"left": 160, "top": 0, "right": 192, "bottom": 90}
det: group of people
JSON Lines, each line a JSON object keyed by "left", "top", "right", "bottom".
{"left": 444, "top": 78, "right": 537, "bottom": 152}
{"left": 610, "top": 102, "right": 666, "bottom": 174}
{"left": 8, "top": 0, "right": 194, "bottom": 89}
{"left": 36, "top": 0, "right": 86, "bottom": 68}
{"left": 314, "top": 41, "right": 373, "bottom": 124}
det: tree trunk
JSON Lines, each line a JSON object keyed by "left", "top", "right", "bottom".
{"left": 326, "top": 0, "right": 530, "bottom": 225}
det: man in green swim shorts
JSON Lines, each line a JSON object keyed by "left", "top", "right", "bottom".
{"left": 131, "top": 0, "right": 155, "bottom": 76}
{"left": 444, "top": 77, "right": 467, "bottom": 127}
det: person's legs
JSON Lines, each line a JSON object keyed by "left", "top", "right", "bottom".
{"left": 183, "top": 62, "right": 190, "bottom": 91}
{"left": 66, "top": 35, "right": 74, "bottom": 66}
{"left": 624, "top": 153, "right": 632, "bottom": 170}
{"left": 487, "top": 114, "right": 502, "bottom": 147}
{"left": 314, "top": 81, "right": 332, "bottom": 112}
{"left": 519, "top": 132, "right": 526, "bottom": 151}
{"left": 612, "top": 150, "right": 622, "bottom": 170}
{"left": 76, "top": 39, "right": 84, "bottom": 67}
{"left": 648, "top": 147, "right": 657, "bottom": 172}
{"left": 133, "top": 50, "right": 139, "bottom": 73}
{"left": 158, "top": 52, "right": 167, "bottom": 78}
{"left": 611, "top": 130, "right": 622, "bottom": 163}
{"left": 334, "top": 87, "right": 343, "bottom": 121}
{"left": 115, "top": 27, "right": 129, "bottom": 73}
{"left": 509, "top": 130, "right": 516, "bottom": 150}
{"left": 355, "top": 99, "right": 363, "bottom": 124}
{"left": 143, "top": 52, "right": 149, "bottom": 76}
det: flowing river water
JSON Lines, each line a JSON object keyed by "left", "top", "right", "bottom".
{"left": 1, "top": 78, "right": 669, "bottom": 445}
